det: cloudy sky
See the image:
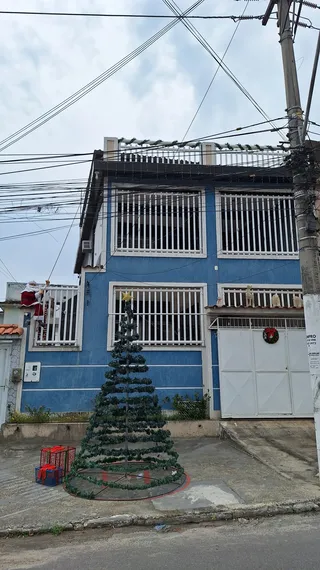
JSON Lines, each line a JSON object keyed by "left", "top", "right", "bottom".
{"left": 0, "top": 0, "right": 319, "bottom": 297}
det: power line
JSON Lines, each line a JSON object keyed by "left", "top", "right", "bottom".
{"left": 301, "top": 1, "right": 320, "bottom": 9}
{"left": 0, "top": 159, "right": 91, "bottom": 176}
{"left": 0, "top": 152, "right": 93, "bottom": 164}
{"left": 162, "top": 0, "right": 287, "bottom": 140}
{"left": 0, "top": 0, "right": 205, "bottom": 153}
{"left": 293, "top": 0, "right": 304, "bottom": 40}
{"left": 0, "top": 258, "right": 17, "bottom": 282}
{"left": 181, "top": 0, "right": 249, "bottom": 141}
{"left": 48, "top": 207, "right": 80, "bottom": 280}
{"left": 0, "top": 10, "right": 264, "bottom": 20}
{"left": 0, "top": 122, "right": 287, "bottom": 178}
{"left": 0, "top": 225, "right": 72, "bottom": 241}
{"left": 0, "top": 115, "right": 287, "bottom": 170}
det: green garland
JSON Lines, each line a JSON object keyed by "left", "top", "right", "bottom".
{"left": 65, "top": 298, "right": 184, "bottom": 498}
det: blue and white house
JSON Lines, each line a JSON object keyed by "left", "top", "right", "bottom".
{"left": 0, "top": 136, "right": 313, "bottom": 425}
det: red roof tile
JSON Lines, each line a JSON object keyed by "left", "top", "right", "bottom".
{"left": 0, "top": 324, "right": 23, "bottom": 336}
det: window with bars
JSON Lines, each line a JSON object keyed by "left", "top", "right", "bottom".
{"left": 111, "top": 286, "right": 204, "bottom": 347}
{"left": 221, "top": 285, "right": 303, "bottom": 308}
{"left": 112, "top": 188, "right": 204, "bottom": 255}
{"left": 218, "top": 192, "right": 298, "bottom": 257}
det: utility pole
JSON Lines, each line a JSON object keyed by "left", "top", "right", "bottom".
{"left": 263, "top": 0, "right": 320, "bottom": 473}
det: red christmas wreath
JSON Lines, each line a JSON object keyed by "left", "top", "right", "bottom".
{"left": 263, "top": 327, "right": 279, "bottom": 344}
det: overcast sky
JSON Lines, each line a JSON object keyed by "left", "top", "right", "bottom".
{"left": 0, "top": 0, "right": 319, "bottom": 298}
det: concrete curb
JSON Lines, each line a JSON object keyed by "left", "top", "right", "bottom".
{"left": 1, "top": 420, "right": 220, "bottom": 442}
{"left": 1, "top": 498, "right": 320, "bottom": 538}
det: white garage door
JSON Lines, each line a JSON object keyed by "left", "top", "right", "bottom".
{"left": 219, "top": 326, "right": 313, "bottom": 418}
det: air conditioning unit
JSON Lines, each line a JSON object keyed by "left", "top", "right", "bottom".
{"left": 82, "top": 240, "right": 92, "bottom": 253}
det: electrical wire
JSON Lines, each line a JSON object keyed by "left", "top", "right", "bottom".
{"left": 47, "top": 206, "right": 80, "bottom": 280}
{"left": 0, "top": 257, "right": 17, "bottom": 281}
{"left": 301, "top": 1, "right": 320, "bottom": 9}
{"left": 162, "top": 0, "right": 287, "bottom": 140}
{"left": 0, "top": 150, "right": 288, "bottom": 196}
{"left": 0, "top": 116, "right": 287, "bottom": 170}
{"left": 181, "top": 0, "right": 249, "bottom": 142}
{"left": 0, "top": 122, "right": 287, "bottom": 180}
{"left": 0, "top": 152, "right": 93, "bottom": 164}
{"left": 0, "top": 9, "right": 265, "bottom": 20}
{"left": 0, "top": 159, "right": 91, "bottom": 177}
{"left": 0, "top": 225, "right": 71, "bottom": 241}
{"left": 0, "top": 170, "right": 291, "bottom": 229}
{"left": 0, "top": 0, "right": 205, "bottom": 153}
{"left": 293, "top": 0, "right": 304, "bottom": 40}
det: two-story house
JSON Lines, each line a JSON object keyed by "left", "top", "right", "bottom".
{"left": 0, "top": 136, "right": 312, "bottom": 426}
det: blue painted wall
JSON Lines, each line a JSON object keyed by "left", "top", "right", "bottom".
{"left": 21, "top": 182, "right": 301, "bottom": 413}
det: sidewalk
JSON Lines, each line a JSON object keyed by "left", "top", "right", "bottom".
{"left": 1, "top": 437, "right": 320, "bottom": 535}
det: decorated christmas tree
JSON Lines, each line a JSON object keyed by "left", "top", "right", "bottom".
{"left": 65, "top": 293, "right": 184, "bottom": 500}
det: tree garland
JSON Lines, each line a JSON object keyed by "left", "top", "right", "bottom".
{"left": 65, "top": 296, "right": 184, "bottom": 498}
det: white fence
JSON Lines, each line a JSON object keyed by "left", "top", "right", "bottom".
{"left": 220, "top": 285, "right": 303, "bottom": 309}
{"left": 104, "top": 137, "right": 288, "bottom": 169}
{"left": 32, "top": 285, "right": 79, "bottom": 347}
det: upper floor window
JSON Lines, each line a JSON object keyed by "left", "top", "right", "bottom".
{"left": 217, "top": 191, "right": 298, "bottom": 258}
{"left": 112, "top": 188, "right": 205, "bottom": 256}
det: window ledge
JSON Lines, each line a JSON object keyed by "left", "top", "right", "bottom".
{"left": 111, "top": 250, "right": 206, "bottom": 258}
{"left": 217, "top": 253, "right": 299, "bottom": 260}
{"left": 29, "top": 345, "right": 81, "bottom": 352}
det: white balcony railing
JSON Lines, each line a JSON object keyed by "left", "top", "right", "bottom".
{"left": 220, "top": 285, "right": 303, "bottom": 309}
{"left": 104, "top": 137, "right": 289, "bottom": 170}
{"left": 32, "top": 284, "right": 79, "bottom": 347}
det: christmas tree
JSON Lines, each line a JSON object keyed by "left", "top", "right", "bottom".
{"left": 65, "top": 293, "right": 184, "bottom": 500}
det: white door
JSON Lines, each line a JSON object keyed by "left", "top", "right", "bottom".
{"left": 253, "top": 330, "right": 292, "bottom": 416}
{"left": 0, "top": 346, "right": 10, "bottom": 426}
{"left": 219, "top": 330, "right": 257, "bottom": 417}
{"left": 219, "top": 327, "right": 312, "bottom": 418}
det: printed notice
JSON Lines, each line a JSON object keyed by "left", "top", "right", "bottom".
{"left": 306, "top": 334, "right": 320, "bottom": 372}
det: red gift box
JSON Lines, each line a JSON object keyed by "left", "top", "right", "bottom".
{"left": 40, "top": 445, "right": 76, "bottom": 477}
{"left": 35, "top": 464, "right": 63, "bottom": 486}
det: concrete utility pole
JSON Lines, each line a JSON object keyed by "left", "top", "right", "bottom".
{"left": 263, "top": 0, "right": 320, "bottom": 473}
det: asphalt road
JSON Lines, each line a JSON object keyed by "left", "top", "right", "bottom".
{"left": 2, "top": 514, "right": 320, "bottom": 570}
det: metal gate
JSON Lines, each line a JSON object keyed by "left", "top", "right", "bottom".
{"left": 218, "top": 319, "right": 313, "bottom": 418}
{"left": 0, "top": 345, "right": 10, "bottom": 427}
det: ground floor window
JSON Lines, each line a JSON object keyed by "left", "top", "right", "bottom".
{"left": 110, "top": 285, "right": 205, "bottom": 347}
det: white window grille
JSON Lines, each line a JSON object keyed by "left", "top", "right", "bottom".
{"left": 112, "top": 188, "right": 204, "bottom": 256}
{"left": 111, "top": 286, "right": 204, "bottom": 347}
{"left": 218, "top": 192, "right": 298, "bottom": 257}
{"left": 32, "top": 285, "right": 79, "bottom": 347}
{"left": 220, "top": 285, "right": 303, "bottom": 308}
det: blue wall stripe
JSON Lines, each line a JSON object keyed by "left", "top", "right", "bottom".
{"left": 21, "top": 387, "right": 202, "bottom": 412}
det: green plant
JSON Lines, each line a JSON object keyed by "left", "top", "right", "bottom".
{"left": 171, "top": 391, "right": 210, "bottom": 420}
{"left": 50, "top": 525, "right": 63, "bottom": 536}
{"left": 50, "top": 412, "right": 91, "bottom": 423}
{"left": 24, "top": 405, "right": 52, "bottom": 423}
{"left": 8, "top": 410, "right": 28, "bottom": 423}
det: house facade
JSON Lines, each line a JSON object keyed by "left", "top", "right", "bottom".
{"left": 0, "top": 136, "right": 313, "bottom": 423}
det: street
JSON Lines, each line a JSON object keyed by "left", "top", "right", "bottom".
{"left": 2, "top": 514, "right": 320, "bottom": 570}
